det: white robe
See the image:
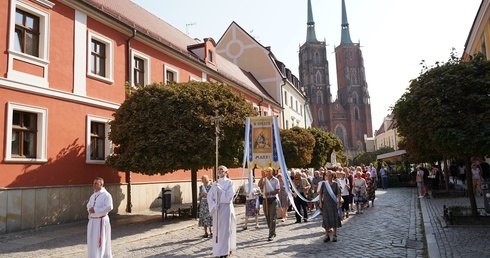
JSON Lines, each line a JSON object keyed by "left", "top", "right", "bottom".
{"left": 207, "top": 177, "right": 237, "bottom": 256}
{"left": 87, "top": 187, "right": 113, "bottom": 258}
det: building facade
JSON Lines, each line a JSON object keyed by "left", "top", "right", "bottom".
{"left": 299, "top": 0, "right": 373, "bottom": 159}
{"left": 216, "top": 22, "right": 310, "bottom": 130}
{"left": 463, "top": 0, "right": 490, "bottom": 61}
{"left": 0, "top": 0, "right": 284, "bottom": 233}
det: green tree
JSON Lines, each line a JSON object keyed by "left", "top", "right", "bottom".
{"left": 280, "top": 127, "right": 316, "bottom": 168}
{"left": 307, "top": 128, "right": 332, "bottom": 168}
{"left": 393, "top": 53, "right": 490, "bottom": 215}
{"left": 107, "top": 82, "right": 257, "bottom": 216}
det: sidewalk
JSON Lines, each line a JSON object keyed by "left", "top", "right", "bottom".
{"left": 420, "top": 182, "right": 490, "bottom": 258}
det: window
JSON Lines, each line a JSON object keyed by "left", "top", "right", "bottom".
{"left": 164, "top": 65, "right": 179, "bottom": 84}
{"left": 87, "top": 31, "right": 114, "bottom": 83}
{"left": 14, "top": 9, "right": 40, "bottom": 57}
{"left": 5, "top": 103, "right": 47, "bottom": 163}
{"left": 208, "top": 50, "right": 214, "bottom": 63}
{"left": 316, "top": 90, "right": 323, "bottom": 104}
{"left": 90, "top": 39, "right": 105, "bottom": 76}
{"left": 314, "top": 52, "right": 320, "bottom": 64}
{"left": 318, "top": 108, "right": 324, "bottom": 121}
{"left": 166, "top": 70, "right": 174, "bottom": 83}
{"left": 284, "top": 91, "right": 288, "bottom": 105}
{"left": 354, "top": 107, "right": 360, "bottom": 120}
{"left": 131, "top": 50, "right": 150, "bottom": 88}
{"left": 290, "top": 96, "right": 293, "bottom": 107}
{"left": 134, "top": 57, "right": 144, "bottom": 87}
{"left": 8, "top": 2, "right": 50, "bottom": 86}
{"left": 86, "top": 115, "right": 111, "bottom": 164}
{"left": 11, "top": 111, "right": 37, "bottom": 158}
{"left": 90, "top": 122, "right": 105, "bottom": 160}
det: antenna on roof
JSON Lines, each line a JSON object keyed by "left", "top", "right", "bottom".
{"left": 186, "top": 22, "right": 196, "bottom": 35}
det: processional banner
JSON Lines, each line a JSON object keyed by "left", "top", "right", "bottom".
{"left": 245, "top": 116, "right": 279, "bottom": 170}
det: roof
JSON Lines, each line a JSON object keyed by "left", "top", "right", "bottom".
{"left": 81, "top": 0, "right": 278, "bottom": 105}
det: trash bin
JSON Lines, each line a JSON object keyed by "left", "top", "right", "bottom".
{"left": 159, "top": 188, "right": 172, "bottom": 222}
{"left": 482, "top": 183, "right": 490, "bottom": 213}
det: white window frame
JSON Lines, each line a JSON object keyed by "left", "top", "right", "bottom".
{"left": 5, "top": 102, "right": 48, "bottom": 163}
{"left": 189, "top": 76, "right": 200, "bottom": 82}
{"left": 164, "top": 64, "right": 179, "bottom": 84}
{"left": 87, "top": 31, "right": 114, "bottom": 84}
{"left": 8, "top": 1, "right": 51, "bottom": 87}
{"left": 131, "top": 50, "right": 150, "bottom": 88}
{"left": 86, "top": 115, "right": 112, "bottom": 164}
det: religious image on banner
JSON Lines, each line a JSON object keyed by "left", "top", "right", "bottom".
{"left": 247, "top": 116, "right": 278, "bottom": 170}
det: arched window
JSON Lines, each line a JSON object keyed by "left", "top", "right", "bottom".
{"left": 315, "top": 73, "right": 321, "bottom": 84}
{"left": 335, "top": 126, "right": 345, "bottom": 145}
{"left": 314, "top": 52, "right": 320, "bottom": 64}
{"left": 318, "top": 108, "right": 324, "bottom": 121}
{"left": 354, "top": 107, "right": 360, "bottom": 120}
{"left": 352, "top": 92, "right": 358, "bottom": 104}
{"left": 316, "top": 90, "right": 323, "bottom": 104}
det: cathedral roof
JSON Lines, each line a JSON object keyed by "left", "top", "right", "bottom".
{"left": 340, "top": 0, "right": 353, "bottom": 44}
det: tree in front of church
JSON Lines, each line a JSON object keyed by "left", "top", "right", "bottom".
{"left": 107, "top": 82, "right": 257, "bottom": 217}
{"left": 280, "top": 127, "right": 316, "bottom": 168}
{"left": 307, "top": 127, "right": 344, "bottom": 168}
{"left": 393, "top": 53, "right": 490, "bottom": 216}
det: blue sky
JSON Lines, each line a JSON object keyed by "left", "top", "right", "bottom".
{"left": 132, "top": 0, "right": 481, "bottom": 132}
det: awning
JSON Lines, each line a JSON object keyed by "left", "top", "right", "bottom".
{"left": 377, "top": 150, "right": 407, "bottom": 162}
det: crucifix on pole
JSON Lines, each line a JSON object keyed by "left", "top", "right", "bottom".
{"left": 210, "top": 110, "right": 223, "bottom": 181}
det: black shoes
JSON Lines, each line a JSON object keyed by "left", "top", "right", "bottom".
{"left": 268, "top": 234, "right": 276, "bottom": 241}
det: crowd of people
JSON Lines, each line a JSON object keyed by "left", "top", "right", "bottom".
{"left": 197, "top": 163, "right": 382, "bottom": 257}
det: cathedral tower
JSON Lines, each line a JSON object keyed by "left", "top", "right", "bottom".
{"left": 333, "top": 0, "right": 373, "bottom": 154}
{"left": 299, "top": 0, "right": 332, "bottom": 132}
{"left": 299, "top": 0, "right": 373, "bottom": 159}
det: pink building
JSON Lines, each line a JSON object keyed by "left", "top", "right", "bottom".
{"left": 0, "top": 0, "right": 282, "bottom": 233}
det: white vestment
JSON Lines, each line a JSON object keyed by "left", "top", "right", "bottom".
{"left": 207, "top": 177, "right": 237, "bottom": 256}
{"left": 87, "top": 187, "right": 113, "bottom": 258}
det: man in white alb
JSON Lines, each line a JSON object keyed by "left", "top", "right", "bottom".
{"left": 87, "top": 177, "right": 113, "bottom": 258}
{"left": 207, "top": 165, "right": 237, "bottom": 258}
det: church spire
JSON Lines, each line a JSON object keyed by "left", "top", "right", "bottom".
{"left": 340, "top": 0, "right": 353, "bottom": 44}
{"left": 306, "top": 0, "right": 317, "bottom": 42}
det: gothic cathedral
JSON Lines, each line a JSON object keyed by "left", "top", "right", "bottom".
{"left": 299, "top": 0, "right": 373, "bottom": 159}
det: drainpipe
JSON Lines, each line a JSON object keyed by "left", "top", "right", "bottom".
{"left": 281, "top": 78, "right": 287, "bottom": 128}
{"left": 127, "top": 29, "right": 137, "bottom": 84}
{"left": 125, "top": 29, "right": 136, "bottom": 213}
{"left": 258, "top": 96, "right": 264, "bottom": 116}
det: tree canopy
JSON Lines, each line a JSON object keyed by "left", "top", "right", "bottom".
{"left": 307, "top": 127, "right": 344, "bottom": 168}
{"left": 393, "top": 53, "right": 490, "bottom": 215}
{"left": 280, "top": 127, "right": 316, "bottom": 168}
{"left": 107, "top": 81, "right": 257, "bottom": 174}
{"left": 393, "top": 54, "right": 490, "bottom": 162}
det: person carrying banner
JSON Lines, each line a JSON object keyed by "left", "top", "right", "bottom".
{"left": 258, "top": 167, "right": 280, "bottom": 241}
{"left": 207, "top": 165, "right": 236, "bottom": 258}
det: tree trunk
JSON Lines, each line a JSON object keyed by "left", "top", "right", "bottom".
{"left": 126, "top": 171, "right": 132, "bottom": 213}
{"left": 191, "top": 168, "right": 198, "bottom": 218}
{"left": 465, "top": 157, "right": 478, "bottom": 216}
{"left": 443, "top": 159, "right": 450, "bottom": 191}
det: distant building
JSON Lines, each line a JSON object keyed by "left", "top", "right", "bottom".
{"left": 463, "top": 0, "right": 489, "bottom": 61}
{"left": 374, "top": 113, "right": 400, "bottom": 151}
{"left": 216, "top": 22, "right": 311, "bottom": 129}
{"left": 374, "top": 113, "right": 407, "bottom": 162}
{"left": 299, "top": 0, "right": 373, "bottom": 159}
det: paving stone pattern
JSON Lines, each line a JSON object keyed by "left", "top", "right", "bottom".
{"left": 0, "top": 187, "right": 487, "bottom": 258}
